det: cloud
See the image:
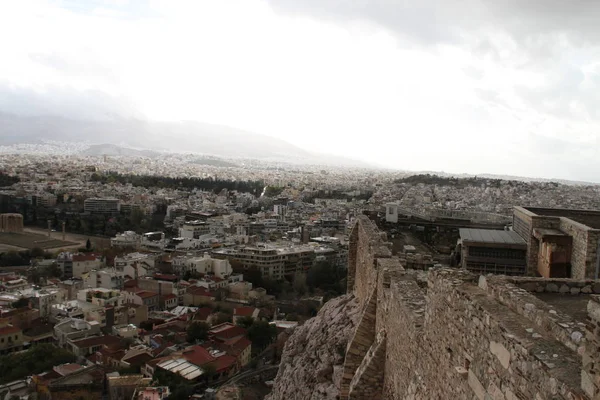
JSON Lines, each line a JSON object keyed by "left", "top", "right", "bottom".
{"left": 0, "top": 0, "right": 600, "bottom": 182}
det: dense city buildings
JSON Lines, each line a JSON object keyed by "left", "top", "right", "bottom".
{"left": 2, "top": 149, "right": 600, "bottom": 399}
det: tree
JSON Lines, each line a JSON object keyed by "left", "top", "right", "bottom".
{"left": 11, "top": 298, "right": 29, "bottom": 309}
{"left": 85, "top": 238, "right": 92, "bottom": 251}
{"left": 213, "top": 312, "right": 231, "bottom": 326}
{"left": 293, "top": 272, "right": 307, "bottom": 296}
{"left": 30, "top": 247, "right": 45, "bottom": 259}
{"left": 186, "top": 321, "right": 210, "bottom": 343}
{"left": 0, "top": 343, "right": 76, "bottom": 384}
{"left": 247, "top": 320, "right": 278, "bottom": 351}
{"left": 202, "top": 363, "right": 217, "bottom": 382}
{"left": 236, "top": 316, "right": 254, "bottom": 329}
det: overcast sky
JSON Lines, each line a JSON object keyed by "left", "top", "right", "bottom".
{"left": 1, "top": 0, "right": 600, "bottom": 182}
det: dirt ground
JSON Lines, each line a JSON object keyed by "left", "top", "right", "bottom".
{"left": 0, "top": 231, "right": 77, "bottom": 251}
{"left": 23, "top": 227, "right": 111, "bottom": 251}
{"left": 388, "top": 231, "right": 431, "bottom": 256}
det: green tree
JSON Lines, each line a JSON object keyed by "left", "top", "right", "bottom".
{"left": 293, "top": 272, "right": 307, "bottom": 296}
{"left": 186, "top": 321, "right": 210, "bottom": 343}
{"left": 30, "top": 247, "right": 45, "bottom": 259}
{"left": 86, "top": 238, "right": 92, "bottom": 251}
{"left": 236, "top": 316, "right": 254, "bottom": 329}
{"left": 11, "top": 298, "right": 29, "bottom": 309}
{"left": 0, "top": 344, "right": 76, "bottom": 384}
{"left": 202, "top": 363, "right": 217, "bottom": 382}
{"left": 247, "top": 320, "right": 278, "bottom": 351}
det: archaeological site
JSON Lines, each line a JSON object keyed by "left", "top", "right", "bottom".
{"left": 267, "top": 215, "right": 600, "bottom": 400}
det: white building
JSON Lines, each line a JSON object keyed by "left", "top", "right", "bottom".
{"left": 82, "top": 269, "right": 124, "bottom": 290}
{"left": 385, "top": 202, "right": 399, "bottom": 223}
{"left": 111, "top": 231, "right": 141, "bottom": 248}
{"left": 84, "top": 197, "right": 121, "bottom": 214}
{"left": 178, "top": 221, "right": 210, "bottom": 239}
{"left": 173, "top": 253, "right": 232, "bottom": 278}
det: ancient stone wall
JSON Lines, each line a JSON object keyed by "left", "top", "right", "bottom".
{"left": 270, "top": 216, "right": 600, "bottom": 400}
{"left": 559, "top": 218, "right": 600, "bottom": 279}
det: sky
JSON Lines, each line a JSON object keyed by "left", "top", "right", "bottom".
{"left": 1, "top": 0, "right": 600, "bottom": 182}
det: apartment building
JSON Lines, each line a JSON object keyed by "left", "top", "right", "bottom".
{"left": 213, "top": 243, "right": 316, "bottom": 279}
{"left": 84, "top": 197, "right": 120, "bottom": 214}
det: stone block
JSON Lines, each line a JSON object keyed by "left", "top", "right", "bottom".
{"left": 570, "top": 287, "right": 581, "bottom": 295}
{"left": 468, "top": 370, "right": 486, "bottom": 400}
{"left": 490, "top": 341, "right": 511, "bottom": 369}
{"left": 581, "top": 369, "right": 597, "bottom": 399}
{"left": 545, "top": 283, "right": 559, "bottom": 292}
{"left": 582, "top": 285, "right": 592, "bottom": 294}
{"left": 559, "top": 284, "right": 570, "bottom": 293}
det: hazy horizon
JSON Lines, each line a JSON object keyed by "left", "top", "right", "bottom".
{"left": 2, "top": 1, "right": 600, "bottom": 182}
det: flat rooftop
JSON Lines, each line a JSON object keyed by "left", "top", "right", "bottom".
{"left": 459, "top": 228, "right": 526, "bottom": 245}
{"left": 524, "top": 207, "right": 600, "bottom": 230}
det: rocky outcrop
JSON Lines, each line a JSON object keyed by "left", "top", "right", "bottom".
{"left": 266, "top": 295, "right": 361, "bottom": 400}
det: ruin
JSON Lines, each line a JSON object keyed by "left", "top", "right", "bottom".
{"left": 269, "top": 215, "right": 600, "bottom": 399}
{"left": 0, "top": 213, "right": 24, "bottom": 233}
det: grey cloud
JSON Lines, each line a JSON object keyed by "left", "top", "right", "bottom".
{"left": 0, "top": 84, "right": 142, "bottom": 121}
{"left": 267, "top": 0, "right": 600, "bottom": 47}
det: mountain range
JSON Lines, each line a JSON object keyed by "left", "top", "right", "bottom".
{"left": 0, "top": 112, "right": 370, "bottom": 167}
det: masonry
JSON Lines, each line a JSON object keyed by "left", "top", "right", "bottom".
{"left": 338, "top": 215, "right": 600, "bottom": 399}
{"left": 513, "top": 206, "right": 600, "bottom": 279}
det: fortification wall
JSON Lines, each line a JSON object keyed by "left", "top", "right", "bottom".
{"left": 341, "top": 216, "right": 594, "bottom": 400}
{"left": 558, "top": 218, "right": 600, "bottom": 279}
{"left": 270, "top": 216, "right": 599, "bottom": 400}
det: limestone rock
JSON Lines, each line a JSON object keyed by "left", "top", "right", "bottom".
{"left": 266, "top": 294, "right": 361, "bottom": 400}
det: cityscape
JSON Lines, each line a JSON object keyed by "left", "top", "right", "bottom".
{"left": 2, "top": 1, "right": 600, "bottom": 400}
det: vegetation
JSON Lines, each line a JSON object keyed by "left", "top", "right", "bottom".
{"left": 0, "top": 172, "right": 19, "bottom": 187}
{"left": 394, "top": 173, "right": 536, "bottom": 188}
{"left": 90, "top": 172, "right": 263, "bottom": 195}
{"left": 263, "top": 185, "right": 285, "bottom": 197}
{"left": 0, "top": 344, "right": 76, "bottom": 384}
{"left": 235, "top": 316, "right": 254, "bottom": 329}
{"left": 153, "top": 368, "right": 194, "bottom": 400}
{"left": 247, "top": 320, "right": 278, "bottom": 352}
{"left": 307, "top": 261, "right": 347, "bottom": 298}
{"left": 186, "top": 321, "right": 210, "bottom": 343}
{"left": 0, "top": 248, "right": 54, "bottom": 267}
{"left": 11, "top": 297, "right": 30, "bottom": 308}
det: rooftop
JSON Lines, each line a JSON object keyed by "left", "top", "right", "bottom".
{"left": 459, "top": 228, "right": 526, "bottom": 245}
{"left": 523, "top": 206, "right": 600, "bottom": 230}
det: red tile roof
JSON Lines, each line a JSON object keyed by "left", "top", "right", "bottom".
{"left": 212, "top": 354, "right": 237, "bottom": 373}
{"left": 181, "top": 345, "right": 215, "bottom": 366}
{"left": 161, "top": 294, "right": 177, "bottom": 300}
{"left": 233, "top": 307, "right": 256, "bottom": 317}
{"left": 124, "top": 352, "right": 153, "bottom": 366}
{"left": 187, "top": 287, "right": 215, "bottom": 297}
{"left": 71, "top": 335, "right": 122, "bottom": 349}
{"left": 136, "top": 291, "right": 158, "bottom": 299}
{"left": 0, "top": 325, "right": 21, "bottom": 335}
{"left": 192, "top": 307, "right": 212, "bottom": 322}
{"left": 154, "top": 274, "right": 178, "bottom": 282}
{"left": 209, "top": 325, "right": 246, "bottom": 341}
{"left": 72, "top": 254, "right": 101, "bottom": 262}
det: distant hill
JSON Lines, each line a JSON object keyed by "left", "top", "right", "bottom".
{"left": 82, "top": 144, "right": 159, "bottom": 158}
{"left": 0, "top": 112, "right": 370, "bottom": 167}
